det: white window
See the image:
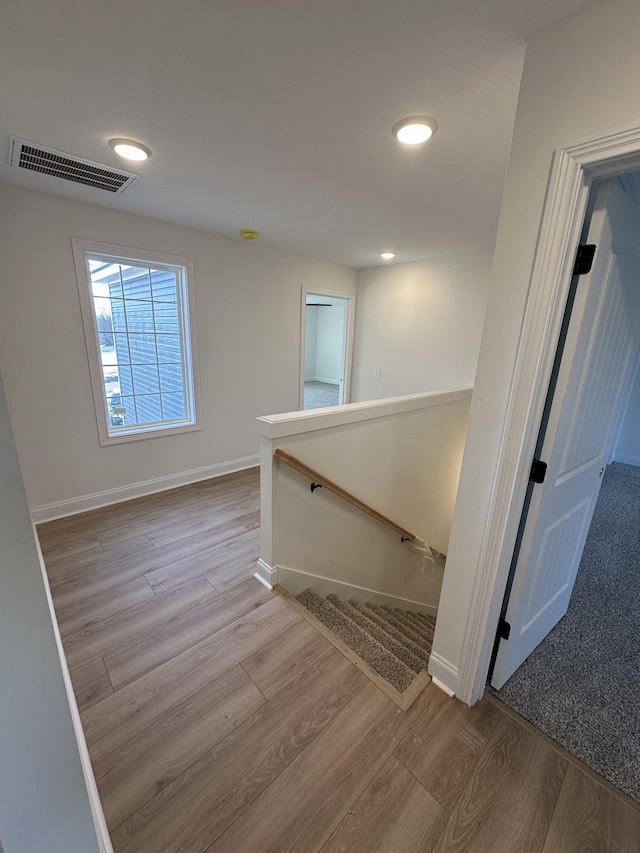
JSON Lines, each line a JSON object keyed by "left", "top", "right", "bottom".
{"left": 72, "top": 239, "right": 200, "bottom": 445}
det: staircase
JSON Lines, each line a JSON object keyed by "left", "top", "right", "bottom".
{"left": 295, "top": 589, "right": 435, "bottom": 695}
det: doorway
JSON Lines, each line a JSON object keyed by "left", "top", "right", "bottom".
{"left": 299, "top": 287, "right": 355, "bottom": 410}
{"left": 487, "top": 174, "right": 640, "bottom": 801}
{"left": 491, "top": 175, "right": 640, "bottom": 687}
{"left": 454, "top": 123, "right": 640, "bottom": 709}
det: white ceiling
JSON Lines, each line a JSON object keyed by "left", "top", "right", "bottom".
{"left": 0, "top": 0, "right": 602, "bottom": 268}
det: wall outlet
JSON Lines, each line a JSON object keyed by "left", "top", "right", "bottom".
{"left": 374, "top": 368, "right": 382, "bottom": 379}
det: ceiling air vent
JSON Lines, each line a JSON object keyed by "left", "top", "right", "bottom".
{"left": 9, "top": 137, "right": 138, "bottom": 194}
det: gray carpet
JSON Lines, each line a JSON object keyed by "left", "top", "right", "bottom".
{"left": 492, "top": 462, "right": 640, "bottom": 802}
{"left": 304, "top": 381, "right": 340, "bottom": 409}
{"left": 296, "top": 589, "right": 435, "bottom": 693}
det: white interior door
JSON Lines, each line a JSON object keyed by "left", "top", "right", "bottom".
{"left": 491, "top": 179, "right": 640, "bottom": 689}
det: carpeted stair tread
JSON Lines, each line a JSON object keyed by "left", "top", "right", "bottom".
{"left": 295, "top": 588, "right": 437, "bottom": 695}
{"left": 398, "top": 612, "right": 436, "bottom": 643}
{"left": 346, "top": 598, "right": 430, "bottom": 669}
{"left": 412, "top": 609, "right": 435, "bottom": 625}
{"left": 408, "top": 610, "right": 432, "bottom": 625}
{"left": 403, "top": 611, "right": 436, "bottom": 633}
{"left": 367, "top": 603, "right": 433, "bottom": 648}
{"left": 387, "top": 607, "right": 436, "bottom": 638}
{"left": 326, "top": 595, "right": 426, "bottom": 674}
{"left": 296, "top": 589, "right": 416, "bottom": 692}
{"left": 383, "top": 603, "right": 436, "bottom": 631}
{"left": 383, "top": 605, "right": 436, "bottom": 644}
{"left": 350, "top": 598, "right": 431, "bottom": 661}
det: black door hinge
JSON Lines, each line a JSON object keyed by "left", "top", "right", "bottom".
{"left": 497, "top": 618, "right": 511, "bottom": 640}
{"left": 573, "top": 243, "right": 596, "bottom": 276}
{"left": 530, "top": 458, "right": 547, "bottom": 484}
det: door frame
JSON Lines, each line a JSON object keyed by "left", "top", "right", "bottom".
{"left": 299, "top": 286, "right": 356, "bottom": 410}
{"left": 458, "top": 122, "right": 640, "bottom": 705}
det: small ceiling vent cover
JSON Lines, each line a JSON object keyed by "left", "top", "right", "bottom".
{"left": 9, "top": 137, "right": 138, "bottom": 194}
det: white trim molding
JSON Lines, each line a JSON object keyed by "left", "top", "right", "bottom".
{"left": 613, "top": 453, "right": 640, "bottom": 468}
{"left": 254, "top": 559, "right": 277, "bottom": 590}
{"left": 34, "top": 534, "right": 114, "bottom": 853}
{"left": 274, "top": 564, "right": 439, "bottom": 617}
{"left": 71, "top": 238, "right": 201, "bottom": 447}
{"left": 259, "top": 387, "right": 472, "bottom": 440}
{"left": 431, "top": 677, "right": 456, "bottom": 698}
{"left": 427, "top": 652, "right": 459, "bottom": 696}
{"left": 457, "top": 121, "right": 640, "bottom": 705}
{"left": 30, "top": 455, "right": 259, "bottom": 523}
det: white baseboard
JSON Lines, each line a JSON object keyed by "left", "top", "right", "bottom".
{"left": 309, "top": 377, "right": 340, "bottom": 387}
{"left": 613, "top": 452, "right": 640, "bottom": 468}
{"left": 431, "top": 677, "right": 456, "bottom": 697}
{"left": 34, "top": 534, "right": 114, "bottom": 853}
{"left": 275, "top": 565, "right": 438, "bottom": 617}
{"left": 254, "top": 559, "right": 277, "bottom": 590}
{"left": 30, "top": 455, "right": 260, "bottom": 523}
{"left": 428, "top": 651, "right": 459, "bottom": 698}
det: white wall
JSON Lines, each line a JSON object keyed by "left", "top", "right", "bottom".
{"left": 259, "top": 389, "right": 472, "bottom": 610}
{"left": 614, "top": 363, "right": 640, "bottom": 466}
{"left": 0, "top": 185, "right": 356, "bottom": 516}
{"left": 351, "top": 253, "right": 491, "bottom": 401}
{"left": 304, "top": 299, "right": 346, "bottom": 385}
{"left": 0, "top": 375, "right": 101, "bottom": 853}
{"left": 315, "top": 301, "right": 345, "bottom": 384}
{"left": 432, "top": 0, "right": 640, "bottom": 694}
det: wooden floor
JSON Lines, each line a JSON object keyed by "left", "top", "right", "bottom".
{"left": 38, "top": 469, "right": 640, "bottom": 853}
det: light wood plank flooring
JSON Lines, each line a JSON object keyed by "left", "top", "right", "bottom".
{"left": 38, "top": 469, "right": 640, "bottom": 852}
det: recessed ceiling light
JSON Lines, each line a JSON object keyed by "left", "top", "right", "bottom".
{"left": 380, "top": 251, "right": 397, "bottom": 260}
{"left": 109, "top": 138, "right": 152, "bottom": 161}
{"left": 392, "top": 117, "right": 438, "bottom": 145}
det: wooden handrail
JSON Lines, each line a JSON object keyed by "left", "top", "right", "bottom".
{"left": 274, "top": 448, "right": 416, "bottom": 541}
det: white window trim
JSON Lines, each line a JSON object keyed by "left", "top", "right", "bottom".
{"left": 72, "top": 238, "right": 201, "bottom": 446}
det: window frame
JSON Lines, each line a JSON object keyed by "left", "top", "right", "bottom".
{"left": 72, "top": 238, "right": 201, "bottom": 446}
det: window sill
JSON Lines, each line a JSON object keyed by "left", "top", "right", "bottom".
{"left": 99, "top": 420, "right": 202, "bottom": 446}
